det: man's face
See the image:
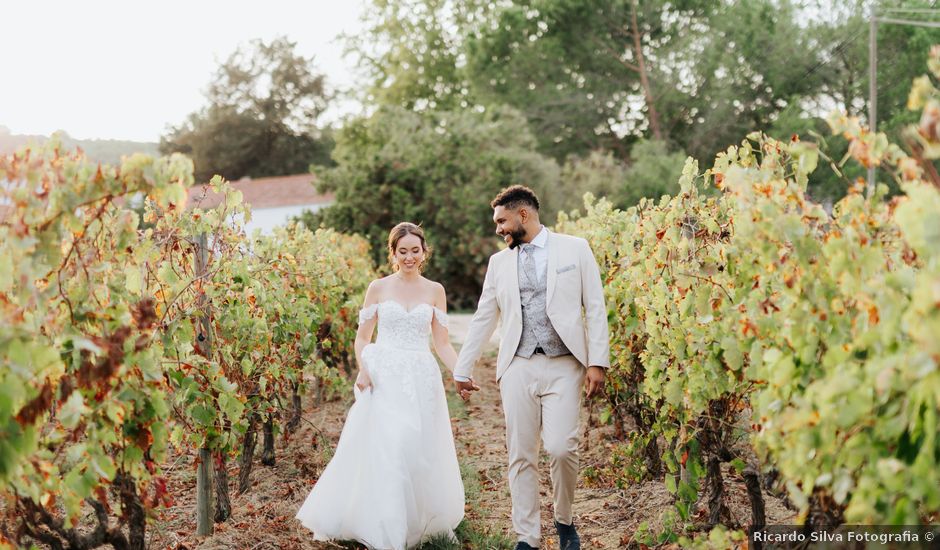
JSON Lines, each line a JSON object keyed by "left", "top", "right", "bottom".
{"left": 493, "top": 205, "right": 528, "bottom": 249}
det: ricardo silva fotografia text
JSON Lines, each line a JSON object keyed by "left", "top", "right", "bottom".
{"left": 750, "top": 526, "right": 939, "bottom": 548}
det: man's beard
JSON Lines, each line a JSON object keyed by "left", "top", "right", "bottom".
{"left": 506, "top": 226, "right": 527, "bottom": 249}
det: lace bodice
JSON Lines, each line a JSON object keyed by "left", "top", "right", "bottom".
{"left": 358, "top": 301, "right": 448, "bottom": 351}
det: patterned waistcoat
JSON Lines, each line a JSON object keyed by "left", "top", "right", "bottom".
{"left": 516, "top": 246, "right": 570, "bottom": 358}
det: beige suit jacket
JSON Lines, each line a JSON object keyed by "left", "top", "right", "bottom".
{"left": 454, "top": 229, "right": 611, "bottom": 381}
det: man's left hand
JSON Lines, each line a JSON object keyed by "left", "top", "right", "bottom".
{"left": 584, "top": 366, "right": 606, "bottom": 399}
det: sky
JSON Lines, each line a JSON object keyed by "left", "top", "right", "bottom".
{"left": 0, "top": 0, "right": 368, "bottom": 142}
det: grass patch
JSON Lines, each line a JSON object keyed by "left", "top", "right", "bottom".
{"left": 418, "top": 383, "right": 513, "bottom": 549}
{"left": 446, "top": 383, "right": 470, "bottom": 420}
{"left": 451, "top": 518, "right": 516, "bottom": 549}
{"left": 413, "top": 459, "right": 514, "bottom": 550}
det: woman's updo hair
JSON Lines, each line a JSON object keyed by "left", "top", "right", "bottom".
{"left": 387, "top": 222, "right": 432, "bottom": 271}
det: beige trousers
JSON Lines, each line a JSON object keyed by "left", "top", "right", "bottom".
{"left": 499, "top": 353, "right": 584, "bottom": 548}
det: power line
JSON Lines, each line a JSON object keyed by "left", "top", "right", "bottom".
{"left": 879, "top": 8, "right": 940, "bottom": 15}
{"left": 796, "top": 24, "right": 867, "bottom": 84}
{"left": 869, "top": 16, "right": 877, "bottom": 195}
{"left": 867, "top": 10, "right": 940, "bottom": 193}
{"left": 876, "top": 16, "right": 940, "bottom": 28}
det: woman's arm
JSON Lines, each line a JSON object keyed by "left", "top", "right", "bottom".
{"left": 430, "top": 283, "right": 459, "bottom": 373}
{"left": 354, "top": 280, "right": 380, "bottom": 390}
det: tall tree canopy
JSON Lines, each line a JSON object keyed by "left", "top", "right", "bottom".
{"left": 308, "top": 0, "right": 940, "bottom": 313}
{"left": 161, "top": 37, "right": 333, "bottom": 183}
{"left": 783, "top": 0, "right": 940, "bottom": 201}
{"left": 461, "top": 0, "right": 837, "bottom": 161}
{"left": 302, "top": 105, "right": 561, "bottom": 308}
{"left": 347, "top": 0, "right": 476, "bottom": 110}
{"left": 463, "top": 0, "right": 719, "bottom": 159}
{"left": 348, "top": 0, "right": 940, "bottom": 203}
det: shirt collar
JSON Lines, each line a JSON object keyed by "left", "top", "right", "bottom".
{"left": 528, "top": 225, "right": 548, "bottom": 248}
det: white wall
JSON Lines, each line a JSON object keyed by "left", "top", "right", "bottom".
{"left": 244, "top": 203, "right": 331, "bottom": 235}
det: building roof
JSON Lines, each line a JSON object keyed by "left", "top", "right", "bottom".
{"left": 187, "top": 173, "right": 333, "bottom": 210}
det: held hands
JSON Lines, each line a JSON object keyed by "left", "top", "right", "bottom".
{"left": 355, "top": 369, "right": 373, "bottom": 392}
{"left": 455, "top": 379, "right": 480, "bottom": 401}
{"left": 584, "top": 366, "right": 606, "bottom": 399}
{"left": 455, "top": 368, "right": 602, "bottom": 401}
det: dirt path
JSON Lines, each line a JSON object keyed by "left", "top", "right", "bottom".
{"left": 151, "top": 314, "right": 790, "bottom": 549}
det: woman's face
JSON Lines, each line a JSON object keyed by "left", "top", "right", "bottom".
{"left": 394, "top": 233, "right": 426, "bottom": 273}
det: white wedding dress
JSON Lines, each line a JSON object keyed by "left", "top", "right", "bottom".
{"left": 295, "top": 300, "right": 465, "bottom": 549}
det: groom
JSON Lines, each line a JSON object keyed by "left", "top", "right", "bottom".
{"left": 454, "top": 185, "right": 610, "bottom": 550}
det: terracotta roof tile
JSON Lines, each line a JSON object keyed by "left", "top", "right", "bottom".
{"left": 187, "top": 173, "right": 333, "bottom": 210}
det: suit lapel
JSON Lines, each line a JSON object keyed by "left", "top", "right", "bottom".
{"left": 546, "top": 229, "right": 558, "bottom": 306}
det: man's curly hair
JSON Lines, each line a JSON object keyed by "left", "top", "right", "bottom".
{"left": 490, "top": 185, "right": 540, "bottom": 211}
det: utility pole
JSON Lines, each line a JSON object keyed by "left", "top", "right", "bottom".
{"left": 868, "top": 14, "right": 877, "bottom": 196}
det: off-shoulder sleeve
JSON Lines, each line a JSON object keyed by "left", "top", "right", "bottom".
{"left": 358, "top": 303, "right": 379, "bottom": 325}
{"left": 432, "top": 306, "right": 449, "bottom": 328}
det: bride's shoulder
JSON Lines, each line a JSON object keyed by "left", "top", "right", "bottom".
{"left": 416, "top": 278, "right": 446, "bottom": 304}
{"left": 369, "top": 275, "right": 398, "bottom": 288}
{"left": 364, "top": 276, "right": 392, "bottom": 300}
{"left": 419, "top": 277, "right": 445, "bottom": 292}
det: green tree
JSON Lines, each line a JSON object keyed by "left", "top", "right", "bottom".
{"left": 356, "top": 0, "right": 825, "bottom": 164}
{"left": 809, "top": 0, "right": 940, "bottom": 136}
{"left": 463, "top": 0, "right": 721, "bottom": 160}
{"left": 559, "top": 152, "right": 629, "bottom": 208}
{"left": 348, "top": 0, "right": 485, "bottom": 111}
{"left": 620, "top": 140, "right": 690, "bottom": 206}
{"left": 347, "top": 0, "right": 940, "bottom": 206}
{"left": 775, "top": 0, "right": 940, "bottom": 204}
{"left": 560, "top": 140, "right": 688, "bottom": 210}
{"left": 301, "top": 105, "right": 560, "bottom": 308}
{"left": 160, "top": 37, "right": 333, "bottom": 183}
{"left": 461, "top": 0, "right": 837, "bottom": 162}
{"left": 657, "top": 1, "right": 821, "bottom": 159}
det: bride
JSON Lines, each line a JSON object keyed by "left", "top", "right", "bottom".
{"left": 296, "top": 222, "right": 465, "bottom": 549}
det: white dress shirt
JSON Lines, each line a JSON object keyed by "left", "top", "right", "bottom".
{"left": 519, "top": 225, "right": 548, "bottom": 283}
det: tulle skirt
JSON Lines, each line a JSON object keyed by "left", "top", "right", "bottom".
{"left": 295, "top": 343, "right": 465, "bottom": 549}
